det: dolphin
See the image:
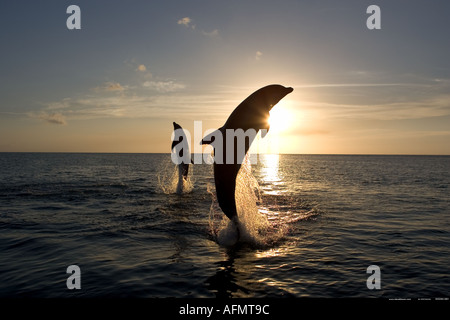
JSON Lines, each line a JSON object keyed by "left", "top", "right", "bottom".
{"left": 171, "top": 122, "right": 191, "bottom": 193}
{"left": 201, "top": 84, "right": 293, "bottom": 228}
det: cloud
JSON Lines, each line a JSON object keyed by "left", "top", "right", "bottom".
{"left": 294, "top": 82, "right": 417, "bottom": 89}
{"left": 46, "top": 98, "right": 72, "bottom": 110}
{"left": 35, "top": 67, "right": 193, "bottom": 123}
{"left": 303, "top": 95, "right": 450, "bottom": 121}
{"left": 105, "top": 82, "right": 125, "bottom": 92}
{"left": 124, "top": 59, "right": 152, "bottom": 78}
{"left": 137, "top": 64, "right": 147, "bottom": 72}
{"left": 255, "top": 51, "right": 263, "bottom": 61}
{"left": 178, "top": 17, "right": 219, "bottom": 37}
{"left": 177, "top": 17, "right": 195, "bottom": 29}
{"left": 41, "top": 96, "right": 130, "bottom": 120}
{"left": 40, "top": 88, "right": 233, "bottom": 123}
{"left": 142, "top": 80, "right": 186, "bottom": 93}
{"left": 135, "top": 63, "right": 152, "bottom": 78}
{"left": 33, "top": 112, "right": 67, "bottom": 125}
{"left": 293, "top": 78, "right": 450, "bottom": 122}
{"left": 94, "top": 82, "right": 126, "bottom": 93}
{"left": 202, "top": 29, "right": 219, "bottom": 37}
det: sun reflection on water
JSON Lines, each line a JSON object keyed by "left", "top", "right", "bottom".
{"left": 259, "top": 154, "right": 284, "bottom": 195}
{"left": 255, "top": 246, "right": 289, "bottom": 259}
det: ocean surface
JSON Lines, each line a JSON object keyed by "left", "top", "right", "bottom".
{"left": 0, "top": 153, "right": 449, "bottom": 298}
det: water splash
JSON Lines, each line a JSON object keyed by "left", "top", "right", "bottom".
{"left": 208, "top": 155, "right": 288, "bottom": 248}
{"left": 158, "top": 163, "right": 193, "bottom": 195}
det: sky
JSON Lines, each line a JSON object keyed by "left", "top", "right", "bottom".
{"left": 1, "top": 0, "right": 449, "bottom": 154}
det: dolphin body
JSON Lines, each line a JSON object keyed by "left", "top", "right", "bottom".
{"left": 201, "top": 84, "right": 293, "bottom": 227}
{"left": 172, "top": 122, "right": 190, "bottom": 193}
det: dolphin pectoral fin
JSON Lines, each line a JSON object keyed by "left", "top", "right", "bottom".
{"left": 200, "top": 128, "right": 223, "bottom": 145}
{"left": 200, "top": 131, "right": 216, "bottom": 145}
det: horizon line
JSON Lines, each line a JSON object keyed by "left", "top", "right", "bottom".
{"left": 0, "top": 151, "right": 449, "bottom": 156}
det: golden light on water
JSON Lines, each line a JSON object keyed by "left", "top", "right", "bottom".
{"left": 258, "top": 153, "right": 286, "bottom": 196}
{"left": 260, "top": 153, "right": 280, "bottom": 184}
{"left": 255, "top": 247, "right": 289, "bottom": 259}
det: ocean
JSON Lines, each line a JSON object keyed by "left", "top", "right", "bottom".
{"left": 0, "top": 153, "right": 449, "bottom": 299}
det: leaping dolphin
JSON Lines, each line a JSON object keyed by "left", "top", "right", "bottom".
{"left": 171, "top": 122, "right": 191, "bottom": 193}
{"left": 201, "top": 84, "right": 293, "bottom": 228}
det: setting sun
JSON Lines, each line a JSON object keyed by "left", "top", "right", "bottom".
{"left": 269, "top": 103, "right": 293, "bottom": 133}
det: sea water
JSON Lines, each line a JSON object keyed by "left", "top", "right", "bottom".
{"left": 0, "top": 153, "right": 449, "bottom": 298}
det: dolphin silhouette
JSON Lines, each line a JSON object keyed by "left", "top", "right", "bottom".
{"left": 171, "top": 122, "right": 191, "bottom": 192}
{"left": 201, "top": 84, "right": 293, "bottom": 224}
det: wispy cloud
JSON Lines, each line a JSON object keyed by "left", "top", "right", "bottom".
{"left": 295, "top": 77, "right": 450, "bottom": 122}
{"left": 38, "top": 95, "right": 136, "bottom": 121}
{"left": 294, "top": 82, "right": 422, "bottom": 89}
{"left": 178, "top": 16, "right": 219, "bottom": 37}
{"left": 30, "top": 60, "right": 200, "bottom": 125}
{"left": 302, "top": 94, "right": 450, "bottom": 121}
{"left": 94, "top": 81, "right": 126, "bottom": 93}
{"left": 37, "top": 84, "right": 240, "bottom": 125}
{"left": 255, "top": 51, "right": 263, "bottom": 61}
{"left": 104, "top": 82, "right": 125, "bottom": 92}
{"left": 202, "top": 29, "right": 219, "bottom": 37}
{"left": 142, "top": 80, "right": 186, "bottom": 93}
{"left": 31, "top": 112, "right": 67, "bottom": 125}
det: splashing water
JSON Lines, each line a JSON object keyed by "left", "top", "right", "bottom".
{"left": 208, "top": 155, "right": 288, "bottom": 248}
{"left": 158, "top": 163, "right": 194, "bottom": 194}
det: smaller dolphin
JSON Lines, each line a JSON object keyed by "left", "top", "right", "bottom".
{"left": 171, "top": 122, "right": 191, "bottom": 193}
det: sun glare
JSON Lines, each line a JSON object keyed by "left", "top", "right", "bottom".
{"left": 268, "top": 103, "right": 292, "bottom": 133}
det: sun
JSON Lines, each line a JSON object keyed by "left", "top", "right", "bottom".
{"left": 268, "top": 103, "right": 292, "bottom": 133}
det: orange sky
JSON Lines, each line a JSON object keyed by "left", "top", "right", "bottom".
{"left": 1, "top": 1, "right": 449, "bottom": 155}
